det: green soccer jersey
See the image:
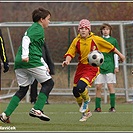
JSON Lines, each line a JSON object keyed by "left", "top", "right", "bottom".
{"left": 100, "top": 36, "right": 120, "bottom": 74}
{"left": 14, "top": 22, "right": 45, "bottom": 69}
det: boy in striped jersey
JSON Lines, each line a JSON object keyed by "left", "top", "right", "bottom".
{"left": 62, "top": 19, "right": 125, "bottom": 122}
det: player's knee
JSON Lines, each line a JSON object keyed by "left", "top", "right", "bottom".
{"left": 40, "top": 79, "right": 54, "bottom": 96}
{"left": 73, "top": 87, "right": 80, "bottom": 97}
{"left": 96, "top": 84, "right": 102, "bottom": 91}
{"left": 76, "top": 80, "right": 87, "bottom": 93}
{"left": 15, "top": 85, "right": 29, "bottom": 100}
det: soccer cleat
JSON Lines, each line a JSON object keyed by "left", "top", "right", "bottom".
{"left": 79, "top": 110, "right": 92, "bottom": 122}
{"left": 109, "top": 107, "right": 116, "bottom": 112}
{"left": 0, "top": 112, "right": 10, "bottom": 123}
{"left": 94, "top": 108, "right": 102, "bottom": 112}
{"left": 29, "top": 108, "right": 50, "bottom": 121}
{"left": 79, "top": 99, "right": 90, "bottom": 113}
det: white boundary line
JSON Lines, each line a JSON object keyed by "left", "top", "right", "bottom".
{"left": 13, "top": 111, "right": 133, "bottom": 115}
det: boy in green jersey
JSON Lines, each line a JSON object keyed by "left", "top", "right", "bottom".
{"left": 94, "top": 23, "right": 120, "bottom": 112}
{"left": 0, "top": 7, "right": 54, "bottom": 123}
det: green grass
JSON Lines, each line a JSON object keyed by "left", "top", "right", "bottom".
{"left": 0, "top": 102, "right": 133, "bottom": 132}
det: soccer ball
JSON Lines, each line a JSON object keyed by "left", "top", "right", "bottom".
{"left": 87, "top": 50, "right": 104, "bottom": 67}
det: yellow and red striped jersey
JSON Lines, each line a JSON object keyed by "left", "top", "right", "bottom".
{"left": 64, "top": 32, "right": 115, "bottom": 64}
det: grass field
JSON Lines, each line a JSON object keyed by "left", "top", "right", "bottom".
{"left": 0, "top": 102, "right": 133, "bottom": 132}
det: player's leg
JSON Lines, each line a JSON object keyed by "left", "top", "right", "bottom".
{"left": 73, "top": 63, "right": 99, "bottom": 120}
{"left": 0, "top": 85, "right": 29, "bottom": 123}
{"left": 73, "top": 82, "right": 92, "bottom": 122}
{"left": 28, "top": 66, "right": 54, "bottom": 121}
{"left": 108, "top": 83, "right": 116, "bottom": 112}
{"left": 73, "top": 86, "right": 83, "bottom": 107}
{"left": 107, "top": 73, "right": 116, "bottom": 112}
{"left": 30, "top": 79, "right": 38, "bottom": 104}
{"left": 29, "top": 79, "right": 54, "bottom": 121}
{"left": 0, "top": 69, "right": 32, "bottom": 123}
{"left": 77, "top": 80, "right": 90, "bottom": 113}
{"left": 94, "top": 74, "right": 105, "bottom": 112}
{"left": 33, "top": 79, "right": 54, "bottom": 110}
{"left": 75, "top": 80, "right": 90, "bottom": 113}
{"left": 94, "top": 83, "right": 103, "bottom": 112}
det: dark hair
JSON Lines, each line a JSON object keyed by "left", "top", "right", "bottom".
{"left": 100, "top": 23, "right": 112, "bottom": 35}
{"left": 32, "top": 8, "right": 51, "bottom": 22}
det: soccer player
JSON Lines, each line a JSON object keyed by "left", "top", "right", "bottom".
{"left": 0, "top": 29, "right": 9, "bottom": 75}
{"left": 0, "top": 7, "right": 54, "bottom": 123}
{"left": 94, "top": 23, "right": 120, "bottom": 112}
{"left": 62, "top": 19, "right": 125, "bottom": 122}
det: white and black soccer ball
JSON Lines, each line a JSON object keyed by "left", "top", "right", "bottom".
{"left": 87, "top": 50, "right": 104, "bottom": 67}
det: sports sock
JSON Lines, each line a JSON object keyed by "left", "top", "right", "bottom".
{"left": 75, "top": 95, "right": 83, "bottom": 107}
{"left": 33, "top": 92, "right": 47, "bottom": 110}
{"left": 95, "top": 97, "right": 101, "bottom": 108}
{"left": 80, "top": 88, "right": 90, "bottom": 102}
{"left": 110, "top": 93, "right": 115, "bottom": 108}
{"left": 85, "top": 108, "right": 90, "bottom": 113}
{"left": 4, "top": 95, "right": 20, "bottom": 116}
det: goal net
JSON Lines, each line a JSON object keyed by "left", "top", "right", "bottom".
{"left": 0, "top": 21, "right": 133, "bottom": 102}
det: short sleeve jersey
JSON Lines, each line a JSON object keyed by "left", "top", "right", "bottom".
{"left": 64, "top": 32, "right": 115, "bottom": 65}
{"left": 14, "top": 22, "right": 45, "bottom": 69}
{"left": 100, "top": 36, "right": 120, "bottom": 74}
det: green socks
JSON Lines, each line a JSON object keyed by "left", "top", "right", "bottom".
{"left": 95, "top": 94, "right": 115, "bottom": 109}
{"left": 110, "top": 93, "right": 115, "bottom": 108}
{"left": 4, "top": 92, "right": 48, "bottom": 116}
{"left": 33, "top": 92, "right": 47, "bottom": 110}
{"left": 4, "top": 95, "right": 20, "bottom": 116}
{"left": 95, "top": 97, "right": 101, "bottom": 108}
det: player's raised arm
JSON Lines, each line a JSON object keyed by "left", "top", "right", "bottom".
{"left": 62, "top": 56, "right": 72, "bottom": 67}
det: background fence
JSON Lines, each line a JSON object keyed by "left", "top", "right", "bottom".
{"left": 0, "top": 21, "right": 133, "bottom": 103}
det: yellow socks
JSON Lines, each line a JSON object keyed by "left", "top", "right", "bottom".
{"left": 80, "top": 88, "right": 90, "bottom": 102}
{"left": 75, "top": 95, "right": 83, "bottom": 107}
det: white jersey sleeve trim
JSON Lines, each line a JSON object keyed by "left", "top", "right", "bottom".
{"left": 21, "top": 36, "right": 30, "bottom": 59}
{"left": 114, "top": 54, "right": 119, "bottom": 68}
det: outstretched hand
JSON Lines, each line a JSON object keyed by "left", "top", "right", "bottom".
{"left": 62, "top": 60, "right": 70, "bottom": 67}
